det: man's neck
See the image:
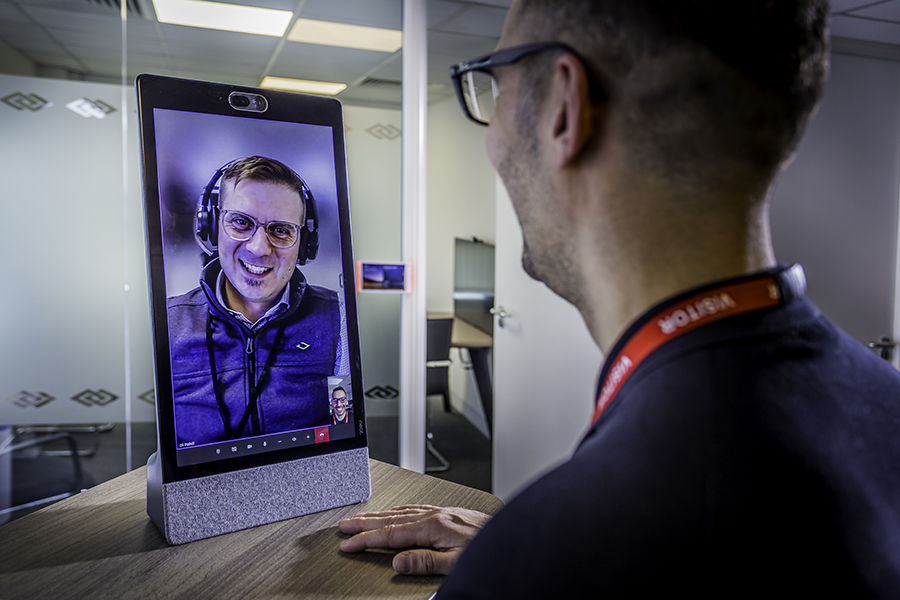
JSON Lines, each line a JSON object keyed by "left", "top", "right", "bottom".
{"left": 575, "top": 186, "right": 776, "bottom": 354}
{"left": 223, "top": 279, "right": 281, "bottom": 324}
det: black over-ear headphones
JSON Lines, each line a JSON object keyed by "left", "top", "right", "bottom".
{"left": 194, "top": 160, "right": 319, "bottom": 265}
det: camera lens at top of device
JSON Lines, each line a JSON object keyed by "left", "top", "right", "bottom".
{"left": 231, "top": 95, "right": 250, "bottom": 107}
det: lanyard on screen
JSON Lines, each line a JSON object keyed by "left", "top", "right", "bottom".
{"left": 591, "top": 265, "right": 805, "bottom": 427}
{"left": 207, "top": 313, "right": 287, "bottom": 439}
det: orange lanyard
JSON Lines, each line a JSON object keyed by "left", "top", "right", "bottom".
{"left": 592, "top": 272, "right": 789, "bottom": 427}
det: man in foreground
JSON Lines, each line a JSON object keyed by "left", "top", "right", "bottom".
{"left": 341, "top": 0, "right": 900, "bottom": 596}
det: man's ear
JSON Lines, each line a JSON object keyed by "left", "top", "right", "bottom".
{"left": 547, "top": 53, "right": 597, "bottom": 168}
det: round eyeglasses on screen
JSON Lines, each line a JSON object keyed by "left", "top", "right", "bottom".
{"left": 220, "top": 209, "right": 301, "bottom": 249}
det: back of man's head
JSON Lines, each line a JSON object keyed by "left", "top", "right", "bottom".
{"left": 515, "top": 0, "right": 829, "bottom": 195}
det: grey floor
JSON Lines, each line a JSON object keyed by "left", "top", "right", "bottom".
{"left": 6, "top": 401, "right": 491, "bottom": 522}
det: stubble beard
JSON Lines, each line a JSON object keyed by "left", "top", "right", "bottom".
{"left": 500, "top": 133, "right": 587, "bottom": 313}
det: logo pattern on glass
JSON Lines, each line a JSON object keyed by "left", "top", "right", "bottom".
{"left": 365, "top": 124, "right": 401, "bottom": 140}
{"left": 65, "top": 98, "right": 116, "bottom": 119}
{"left": 1, "top": 92, "right": 52, "bottom": 111}
{"left": 7, "top": 390, "right": 55, "bottom": 408}
{"left": 365, "top": 385, "right": 399, "bottom": 399}
{"left": 71, "top": 389, "right": 119, "bottom": 406}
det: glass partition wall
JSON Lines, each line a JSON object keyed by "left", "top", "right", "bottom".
{"left": 0, "top": 2, "right": 156, "bottom": 521}
{"left": 0, "top": 0, "right": 405, "bottom": 521}
{"left": 0, "top": 0, "right": 508, "bottom": 519}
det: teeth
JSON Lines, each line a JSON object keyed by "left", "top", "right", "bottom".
{"left": 241, "top": 260, "right": 271, "bottom": 275}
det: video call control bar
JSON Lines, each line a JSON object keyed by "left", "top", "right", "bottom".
{"left": 176, "top": 422, "right": 356, "bottom": 467}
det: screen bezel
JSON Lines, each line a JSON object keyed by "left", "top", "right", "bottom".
{"left": 137, "top": 74, "right": 367, "bottom": 484}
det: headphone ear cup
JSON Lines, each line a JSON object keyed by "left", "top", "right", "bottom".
{"left": 305, "top": 229, "right": 319, "bottom": 263}
{"left": 296, "top": 186, "right": 319, "bottom": 265}
{"left": 194, "top": 188, "right": 219, "bottom": 256}
{"left": 297, "top": 228, "right": 317, "bottom": 265}
{"left": 195, "top": 167, "right": 225, "bottom": 257}
{"left": 208, "top": 190, "right": 219, "bottom": 245}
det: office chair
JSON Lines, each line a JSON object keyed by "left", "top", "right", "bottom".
{"left": 0, "top": 428, "right": 94, "bottom": 521}
{"left": 15, "top": 423, "right": 114, "bottom": 457}
{"left": 426, "top": 317, "right": 454, "bottom": 472}
{"left": 426, "top": 317, "right": 454, "bottom": 412}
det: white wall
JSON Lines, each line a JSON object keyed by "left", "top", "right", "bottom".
{"left": 426, "top": 95, "right": 496, "bottom": 311}
{"left": 0, "top": 86, "right": 409, "bottom": 425}
{"left": 770, "top": 52, "right": 900, "bottom": 348}
{"left": 344, "top": 105, "right": 404, "bottom": 417}
{"left": 0, "top": 74, "right": 153, "bottom": 425}
{"left": 0, "top": 76, "right": 492, "bottom": 433}
{"left": 426, "top": 94, "right": 497, "bottom": 433}
{"left": 317, "top": 99, "right": 499, "bottom": 423}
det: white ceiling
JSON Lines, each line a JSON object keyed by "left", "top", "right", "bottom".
{"left": 834, "top": 0, "right": 900, "bottom": 45}
{"left": 0, "top": 0, "right": 897, "bottom": 109}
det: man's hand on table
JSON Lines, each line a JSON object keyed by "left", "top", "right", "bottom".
{"left": 339, "top": 504, "right": 490, "bottom": 575}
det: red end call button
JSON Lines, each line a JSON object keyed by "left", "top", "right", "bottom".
{"left": 314, "top": 427, "right": 330, "bottom": 443}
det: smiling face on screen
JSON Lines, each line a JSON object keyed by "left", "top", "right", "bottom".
{"left": 217, "top": 178, "right": 304, "bottom": 322}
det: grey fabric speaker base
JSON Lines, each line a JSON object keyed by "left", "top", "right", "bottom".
{"left": 147, "top": 447, "right": 371, "bottom": 545}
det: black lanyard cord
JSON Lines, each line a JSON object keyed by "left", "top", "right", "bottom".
{"left": 206, "top": 314, "right": 234, "bottom": 439}
{"left": 233, "top": 322, "right": 288, "bottom": 438}
{"left": 207, "top": 313, "right": 288, "bottom": 440}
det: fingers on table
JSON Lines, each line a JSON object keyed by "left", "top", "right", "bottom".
{"left": 338, "top": 506, "right": 439, "bottom": 534}
{"left": 339, "top": 518, "right": 441, "bottom": 552}
{"left": 393, "top": 548, "right": 458, "bottom": 576}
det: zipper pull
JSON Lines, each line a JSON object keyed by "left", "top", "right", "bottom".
{"left": 246, "top": 337, "right": 254, "bottom": 355}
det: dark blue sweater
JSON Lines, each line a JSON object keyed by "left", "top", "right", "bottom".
{"left": 166, "top": 260, "right": 340, "bottom": 446}
{"left": 439, "top": 268, "right": 900, "bottom": 598}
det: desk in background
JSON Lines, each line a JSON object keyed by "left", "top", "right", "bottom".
{"left": 0, "top": 459, "right": 503, "bottom": 600}
{"left": 428, "top": 313, "right": 494, "bottom": 432}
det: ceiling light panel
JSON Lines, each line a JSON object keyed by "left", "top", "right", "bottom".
{"left": 152, "top": 0, "right": 292, "bottom": 37}
{"left": 287, "top": 18, "right": 402, "bottom": 53}
{"left": 260, "top": 77, "right": 347, "bottom": 95}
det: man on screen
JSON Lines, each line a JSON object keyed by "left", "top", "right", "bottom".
{"left": 167, "top": 156, "right": 345, "bottom": 446}
{"left": 338, "top": 1, "right": 900, "bottom": 597}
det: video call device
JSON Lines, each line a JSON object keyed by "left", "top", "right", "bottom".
{"left": 137, "top": 74, "right": 370, "bottom": 544}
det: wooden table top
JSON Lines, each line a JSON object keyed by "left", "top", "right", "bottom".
{"left": 0, "top": 459, "right": 503, "bottom": 600}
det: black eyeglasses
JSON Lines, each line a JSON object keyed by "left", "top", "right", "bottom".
{"left": 449, "top": 42, "right": 604, "bottom": 126}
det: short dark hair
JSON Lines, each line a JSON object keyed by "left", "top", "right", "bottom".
{"left": 331, "top": 386, "right": 346, "bottom": 399}
{"left": 220, "top": 156, "right": 306, "bottom": 211}
{"left": 515, "top": 0, "right": 829, "bottom": 190}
